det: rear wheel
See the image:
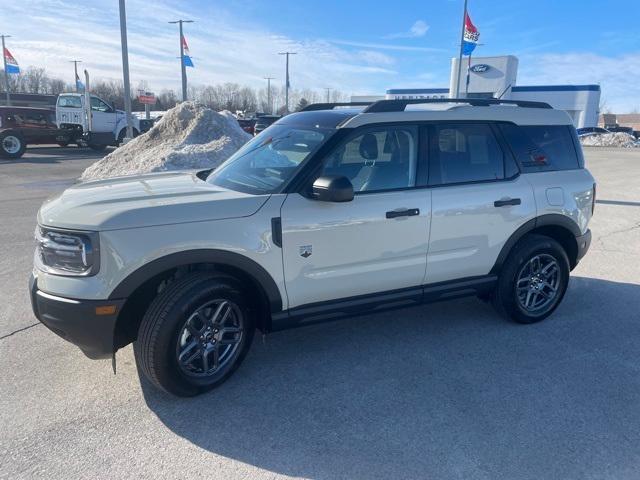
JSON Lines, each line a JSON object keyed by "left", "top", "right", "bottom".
{"left": 0, "top": 132, "right": 26, "bottom": 158}
{"left": 134, "top": 272, "right": 255, "bottom": 396}
{"left": 492, "top": 234, "right": 570, "bottom": 324}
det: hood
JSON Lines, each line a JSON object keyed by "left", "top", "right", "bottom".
{"left": 38, "top": 171, "right": 269, "bottom": 231}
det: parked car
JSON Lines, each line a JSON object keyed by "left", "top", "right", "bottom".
{"left": 576, "top": 126, "right": 609, "bottom": 137}
{"left": 0, "top": 106, "right": 70, "bottom": 158}
{"left": 30, "top": 98, "right": 595, "bottom": 396}
{"left": 237, "top": 118, "right": 256, "bottom": 135}
{"left": 253, "top": 114, "right": 280, "bottom": 135}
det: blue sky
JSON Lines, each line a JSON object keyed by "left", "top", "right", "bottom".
{"left": 4, "top": 0, "right": 640, "bottom": 111}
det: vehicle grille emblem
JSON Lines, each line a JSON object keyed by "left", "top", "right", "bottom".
{"left": 299, "top": 245, "right": 312, "bottom": 258}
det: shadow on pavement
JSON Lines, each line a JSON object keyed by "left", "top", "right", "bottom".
{"left": 0, "top": 146, "right": 110, "bottom": 165}
{"left": 139, "top": 276, "right": 640, "bottom": 479}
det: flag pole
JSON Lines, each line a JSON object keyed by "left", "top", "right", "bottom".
{"left": 1, "top": 35, "right": 11, "bottom": 106}
{"left": 454, "top": 0, "right": 468, "bottom": 98}
{"left": 465, "top": 52, "right": 472, "bottom": 97}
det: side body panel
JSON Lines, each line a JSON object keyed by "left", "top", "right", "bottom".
{"left": 280, "top": 191, "right": 431, "bottom": 308}
{"left": 523, "top": 169, "right": 595, "bottom": 235}
{"left": 35, "top": 195, "right": 289, "bottom": 308}
{"left": 426, "top": 176, "right": 536, "bottom": 284}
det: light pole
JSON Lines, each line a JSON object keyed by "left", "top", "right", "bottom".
{"left": 69, "top": 60, "right": 82, "bottom": 92}
{"left": 118, "top": 0, "right": 133, "bottom": 141}
{"left": 263, "top": 76, "right": 274, "bottom": 114}
{"left": 278, "top": 51, "right": 296, "bottom": 113}
{"left": 1, "top": 34, "right": 11, "bottom": 106}
{"left": 169, "top": 19, "right": 194, "bottom": 102}
{"left": 324, "top": 87, "right": 332, "bottom": 103}
{"left": 454, "top": 0, "right": 469, "bottom": 98}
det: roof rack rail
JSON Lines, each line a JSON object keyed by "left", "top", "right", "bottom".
{"left": 300, "top": 102, "right": 373, "bottom": 112}
{"left": 363, "top": 98, "right": 553, "bottom": 113}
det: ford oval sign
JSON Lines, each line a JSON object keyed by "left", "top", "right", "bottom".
{"left": 470, "top": 64, "right": 490, "bottom": 73}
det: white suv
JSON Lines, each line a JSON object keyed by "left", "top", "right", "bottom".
{"left": 30, "top": 99, "right": 595, "bottom": 396}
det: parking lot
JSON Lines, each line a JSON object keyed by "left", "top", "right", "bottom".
{"left": 1, "top": 145, "right": 639, "bottom": 479}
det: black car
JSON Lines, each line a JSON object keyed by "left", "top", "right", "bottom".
{"left": 576, "top": 127, "right": 609, "bottom": 137}
{"left": 253, "top": 115, "right": 280, "bottom": 136}
{"left": 0, "top": 106, "right": 69, "bottom": 158}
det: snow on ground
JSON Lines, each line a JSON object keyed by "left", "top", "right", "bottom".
{"left": 81, "top": 102, "right": 251, "bottom": 181}
{"left": 580, "top": 132, "right": 640, "bottom": 148}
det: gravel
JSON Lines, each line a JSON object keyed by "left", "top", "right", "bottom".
{"left": 80, "top": 102, "right": 251, "bottom": 181}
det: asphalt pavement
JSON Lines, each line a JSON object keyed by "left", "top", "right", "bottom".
{"left": 1, "top": 145, "right": 639, "bottom": 480}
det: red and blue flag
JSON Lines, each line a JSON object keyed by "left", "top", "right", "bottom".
{"left": 462, "top": 13, "right": 479, "bottom": 55}
{"left": 181, "top": 35, "right": 194, "bottom": 68}
{"left": 3, "top": 47, "right": 20, "bottom": 74}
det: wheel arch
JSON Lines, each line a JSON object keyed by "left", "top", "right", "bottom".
{"left": 491, "top": 214, "right": 581, "bottom": 274}
{"left": 111, "top": 249, "right": 283, "bottom": 349}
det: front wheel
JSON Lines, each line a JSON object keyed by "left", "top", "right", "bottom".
{"left": 492, "top": 234, "right": 570, "bottom": 324}
{"left": 134, "top": 273, "right": 255, "bottom": 396}
{"left": 0, "top": 132, "right": 26, "bottom": 158}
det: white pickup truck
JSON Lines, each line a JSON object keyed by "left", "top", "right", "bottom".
{"left": 56, "top": 93, "right": 154, "bottom": 151}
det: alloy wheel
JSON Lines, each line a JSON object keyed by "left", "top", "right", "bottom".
{"left": 175, "top": 299, "right": 244, "bottom": 377}
{"left": 515, "top": 254, "right": 561, "bottom": 314}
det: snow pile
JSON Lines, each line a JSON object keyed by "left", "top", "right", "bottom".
{"left": 580, "top": 132, "right": 640, "bottom": 148}
{"left": 81, "top": 102, "right": 251, "bottom": 181}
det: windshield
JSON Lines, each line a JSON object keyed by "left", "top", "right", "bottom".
{"left": 207, "top": 124, "right": 334, "bottom": 194}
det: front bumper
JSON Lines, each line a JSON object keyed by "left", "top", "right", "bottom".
{"left": 29, "top": 274, "right": 125, "bottom": 359}
{"left": 576, "top": 228, "right": 592, "bottom": 263}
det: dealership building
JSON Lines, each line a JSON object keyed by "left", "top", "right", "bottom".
{"left": 352, "top": 55, "right": 601, "bottom": 128}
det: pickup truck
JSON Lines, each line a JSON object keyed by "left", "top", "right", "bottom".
{"left": 0, "top": 106, "right": 70, "bottom": 158}
{"left": 56, "top": 93, "right": 154, "bottom": 151}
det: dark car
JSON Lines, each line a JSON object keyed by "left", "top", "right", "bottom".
{"left": 607, "top": 126, "right": 634, "bottom": 135}
{"left": 253, "top": 115, "right": 280, "bottom": 136}
{"left": 0, "top": 106, "right": 69, "bottom": 158}
{"left": 237, "top": 118, "right": 256, "bottom": 135}
{"left": 576, "top": 127, "right": 610, "bottom": 137}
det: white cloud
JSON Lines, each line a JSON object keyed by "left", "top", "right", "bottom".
{"left": 384, "top": 20, "right": 430, "bottom": 39}
{"left": 518, "top": 52, "right": 640, "bottom": 112}
{"left": 2, "top": 0, "right": 399, "bottom": 96}
{"left": 330, "top": 39, "right": 443, "bottom": 52}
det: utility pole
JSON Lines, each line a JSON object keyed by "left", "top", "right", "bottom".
{"left": 278, "top": 51, "right": 296, "bottom": 113}
{"left": 263, "top": 76, "right": 274, "bottom": 114}
{"left": 324, "top": 87, "right": 332, "bottom": 103}
{"left": 118, "top": 0, "right": 133, "bottom": 141}
{"left": 169, "top": 19, "right": 194, "bottom": 102}
{"left": 1, "top": 35, "right": 11, "bottom": 106}
{"left": 69, "top": 60, "right": 82, "bottom": 92}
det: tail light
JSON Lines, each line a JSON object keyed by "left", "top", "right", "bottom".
{"left": 592, "top": 183, "right": 596, "bottom": 214}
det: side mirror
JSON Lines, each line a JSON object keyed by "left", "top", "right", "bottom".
{"left": 312, "top": 175, "right": 354, "bottom": 202}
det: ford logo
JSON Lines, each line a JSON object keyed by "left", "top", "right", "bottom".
{"left": 470, "top": 64, "right": 490, "bottom": 73}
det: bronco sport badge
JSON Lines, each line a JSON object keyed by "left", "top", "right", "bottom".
{"left": 299, "top": 245, "right": 312, "bottom": 258}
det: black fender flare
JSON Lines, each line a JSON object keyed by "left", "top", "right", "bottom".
{"left": 108, "top": 249, "right": 283, "bottom": 313}
{"left": 490, "top": 214, "right": 581, "bottom": 273}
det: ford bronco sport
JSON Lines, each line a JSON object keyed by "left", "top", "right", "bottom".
{"left": 30, "top": 98, "right": 594, "bottom": 397}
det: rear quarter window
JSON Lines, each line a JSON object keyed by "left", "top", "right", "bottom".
{"left": 58, "top": 96, "right": 82, "bottom": 108}
{"left": 498, "top": 124, "right": 582, "bottom": 172}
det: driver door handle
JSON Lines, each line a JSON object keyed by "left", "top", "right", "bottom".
{"left": 386, "top": 208, "right": 420, "bottom": 219}
{"left": 494, "top": 198, "right": 521, "bottom": 207}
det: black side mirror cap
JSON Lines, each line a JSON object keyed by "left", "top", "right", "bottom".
{"left": 312, "top": 175, "right": 354, "bottom": 202}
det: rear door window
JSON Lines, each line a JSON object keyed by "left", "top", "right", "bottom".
{"left": 429, "top": 123, "right": 505, "bottom": 185}
{"left": 499, "top": 124, "right": 581, "bottom": 172}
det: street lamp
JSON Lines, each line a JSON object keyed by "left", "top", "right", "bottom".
{"left": 169, "top": 19, "right": 194, "bottom": 102}
{"left": 278, "top": 52, "right": 297, "bottom": 113}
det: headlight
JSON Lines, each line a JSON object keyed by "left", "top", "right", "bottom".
{"left": 35, "top": 226, "right": 100, "bottom": 276}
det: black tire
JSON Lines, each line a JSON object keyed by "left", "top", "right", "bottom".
{"left": 88, "top": 143, "right": 108, "bottom": 152}
{"left": 57, "top": 141, "right": 69, "bottom": 147}
{"left": 492, "top": 234, "right": 570, "bottom": 324}
{"left": 0, "top": 131, "right": 27, "bottom": 159}
{"left": 134, "top": 272, "right": 255, "bottom": 397}
{"left": 116, "top": 128, "right": 139, "bottom": 146}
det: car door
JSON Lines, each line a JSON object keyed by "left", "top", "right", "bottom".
{"left": 89, "top": 96, "right": 116, "bottom": 133}
{"left": 424, "top": 122, "right": 536, "bottom": 284}
{"left": 280, "top": 125, "right": 431, "bottom": 310}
